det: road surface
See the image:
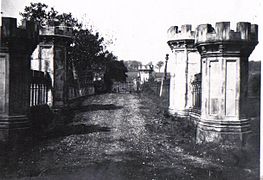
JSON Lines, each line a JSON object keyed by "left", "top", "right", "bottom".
{"left": 0, "top": 93, "right": 258, "bottom": 179}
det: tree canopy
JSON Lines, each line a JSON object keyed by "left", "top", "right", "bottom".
{"left": 123, "top": 60, "right": 142, "bottom": 72}
{"left": 156, "top": 61, "right": 164, "bottom": 72}
{"left": 20, "top": 2, "right": 81, "bottom": 28}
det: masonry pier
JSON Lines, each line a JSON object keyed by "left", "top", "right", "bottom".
{"left": 0, "top": 17, "right": 39, "bottom": 141}
{"left": 167, "top": 21, "right": 258, "bottom": 145}
{"left": 167, "top": 25, "right": 200, "bottom": 117}
{"left": 195, "top": 22, "right": 258, "bottom": 144}
{"left": 31, "top": 24, "right": 73, "bottom": 108}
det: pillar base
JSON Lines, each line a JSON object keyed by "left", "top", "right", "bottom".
{"left": 196, "top": 118, "right": 251, "bottom": 146}
{"left": 0, "top": 115, "right": 31, "bottom": 142}
{"left": 168, "top": 108, "right": 189, "bottom": 118}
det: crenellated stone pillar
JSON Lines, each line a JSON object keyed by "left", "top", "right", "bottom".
{"left": 195, "top": 22, "right": 258, "bottom": 144}
{"left": 0, "top": 17, "right": 39, "bottom": 142}
{"left": 31, "top": 25, "right": 73, "bottom": 108}
{"left": 167, "top": 25, "right": 201, "bottom": 117}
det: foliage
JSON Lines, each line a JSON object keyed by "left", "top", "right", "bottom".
{"left": 123, "top": 60, "right": 142, "bottom": 71}
{"left": 70, "top": 29, "right": 105, "bottom": 72}
{"left": 156, "top": 61, "right": 164, "bottom": 72}
{"left": 20, "top": 2, "right": 48, "bottom": 26}
{"left": 105, "top": 60, "right": 127, "bottom": 86}
{"left": 20, "top": 2, "right": 81, "bottom": 28}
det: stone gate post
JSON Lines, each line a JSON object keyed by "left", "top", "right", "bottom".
{"left": 0, "top": 17, "right": 39, "bottom": 142}
{"left": 167, "top": 25, "right": 201, "bottom": 117}
{"left": 195, "top": 22, "right": 258, "bottom": 144}
{"left": 31, "top": 25, "right": 73, "bottom": 108}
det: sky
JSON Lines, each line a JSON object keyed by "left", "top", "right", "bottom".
{"left": 1, "top": 0, "right": 262, "bottom": 65}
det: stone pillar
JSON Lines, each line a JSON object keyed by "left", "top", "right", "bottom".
{"left": 167, "top": 25, "right": 200, "bottom": 117}
{"left": 0, "top": 17, "right": 39, "bottom": 142}
{"left": 31, "top": 25, "right": 72, "bottom": 108}
{"left": 195, "top": 22, "right": 258, "bottom": 144}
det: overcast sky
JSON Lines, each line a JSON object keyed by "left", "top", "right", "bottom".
{"left": 1, "top": 0, "right": 262, "bottom": 64}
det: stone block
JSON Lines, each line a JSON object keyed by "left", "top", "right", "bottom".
{"left": 236, "top": 22, "right": 251, "bottom": 40}
{"left": 215, "top": 22, "right": 230, "bottom": 40}
{"left": 1, "top": 17, "right": 17, "bottom": 38}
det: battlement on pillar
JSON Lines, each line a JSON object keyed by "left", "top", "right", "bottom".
{"left": 195, "top": 22, "right": 258, "bottom": 44}
{"left": 1, "top": 17, "right": 39, "bottom": 42}
{"left": 40, "top": 25, "right": 73, "bottom": 38}
{"left": 167, "top": 24, "right": 195, "bottom": 41}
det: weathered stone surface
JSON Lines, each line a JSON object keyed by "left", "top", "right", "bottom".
{"left": 195, "top": 21, "right": 258, "bottom": 144}
{"left": 167, "top": 21, "right": 258, "bottom": 145}
{"left": 167, "top": 25, "right": 201, "bottom": 116}
{"left": 0, "top": 17, "right": 39, "bottom": 142}
{"left": 31, "top": 25, "right": 73, "bottom": 108}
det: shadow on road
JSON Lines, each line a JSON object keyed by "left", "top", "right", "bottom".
{"left": 71, "top": 104, "right": 123, "bottom": 112}
{"left": 47, "top": 124, "right": 111, "bottom": 139}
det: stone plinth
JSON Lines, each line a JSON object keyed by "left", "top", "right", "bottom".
{"left": 195, "top": 22, "right": 258, "bottom": 144}
{"left": 31, "top": 25, "right": 73, "bottom": 108}
{"left": 167, "top": 25, "right": 201, "bottom": 117}
{"left": 0, "top": 17, "right": 39, "bottom": 142}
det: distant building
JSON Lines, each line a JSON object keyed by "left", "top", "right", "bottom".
{"left": 138, "top": 64, "right": 154, "bottom": 83}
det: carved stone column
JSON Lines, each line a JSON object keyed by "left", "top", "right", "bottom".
{"left": 167, "top": 25, "right": 200, "bottom": 117}
{"left": 195, "top": 22, "right": 258, "bottom": 144}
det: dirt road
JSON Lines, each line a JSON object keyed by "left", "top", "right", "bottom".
{"left": 0, "top": 93, "right": 259, "bottom": 179}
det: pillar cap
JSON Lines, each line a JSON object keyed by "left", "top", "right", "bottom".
{"left": 167, "top": 24, "right": 195, "bottom": 41}
{"left": 1, "top": 17, "right": 39, "bottom": 41}
{"left": 195, "top": 21, "right": 258, "bottom": 44}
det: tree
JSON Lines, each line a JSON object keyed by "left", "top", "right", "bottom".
{"left": 156, "top": 61, "right": 164, "bottom": 72}
{"left": 104, "top": 58, "right": 128, "bottom": 92}
{"left": 123, "top": 60, "right": 142, "bottom": 71}
{"left": 70, "top": 29, "right": 105, "bottom": 73}
{"left": 20, "top": 2, "right": 48, "bottom": 25}
{"left": 20, "top": 2, "right": 82, "bottom": 28}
